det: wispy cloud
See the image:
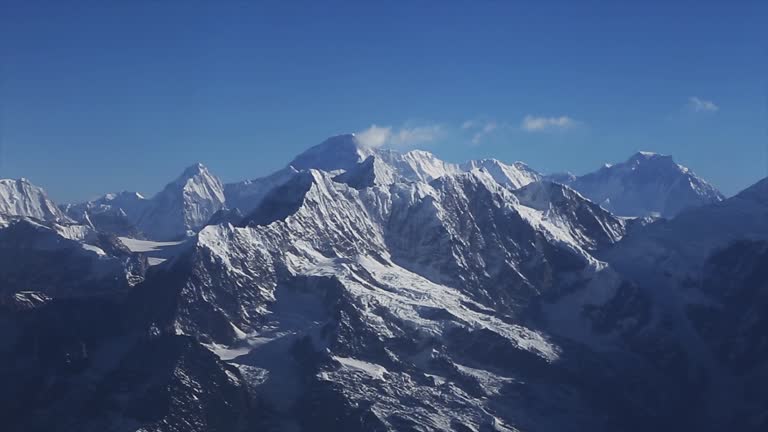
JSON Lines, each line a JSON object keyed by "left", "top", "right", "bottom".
{"left": 356, "top": 124, "right": 442, "bottom": 148}
{"left": 356, "top": 125, "right": 392, "bottom": 148}
{"left": 462, "top": 119, "right": 499, "bottom": 145}
{"left": 520, "top": 115, "right": 578, "bottom": 132}
{"left": 390, "top": 125, "right": 442, "bottom": 147}
{"left": 687, "top": 96, "right": 718, "bottom": 113}
{"left": 461, "top": 120, "right": 478, "bottom": 130}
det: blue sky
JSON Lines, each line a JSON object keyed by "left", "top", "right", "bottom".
{"left": 1, "top": 0, "right": 766, "bottom": 202}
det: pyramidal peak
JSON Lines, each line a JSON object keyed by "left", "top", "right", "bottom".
{"left": 175, "top": 162, "right": 212, "bottom": 183}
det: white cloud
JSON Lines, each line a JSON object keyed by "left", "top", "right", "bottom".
{"left": 461, "top": 120, "right": 477, "bottom": 130}
{"left": 688, "top": 96, "right": 718, "bottom": 112}
{"left": 473, "top": 122, "right": 497, "bottom": 145}
{"left": 462, "top": 119, "right": 498, "bottom": 145}
{"left": 520, "top": 115, "right": 577, "bottom": 132}
{"left": 356, "top": 124, "right": 441, "bottom": 148}
{"left": 356, "top": 124, "right": 392, "bottom": 148}
{"left": 390, "top": 125, "right": 442, "bottom": 147}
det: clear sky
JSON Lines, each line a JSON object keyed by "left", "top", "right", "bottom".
{"left": 1, "top": 0, "right": 766, "bottom": 202}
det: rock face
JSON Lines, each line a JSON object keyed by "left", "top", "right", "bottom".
{"left": 553, "top": 151, "right": 724, "bottom": 218}
{"left": 4, "top": 136, "right": 767, "bottom": 432}
{"left": 0, "top": 296, "right": 253, "bottom": 432}
{"left": 0, "top": 218, "right": 146, "bottom": 297}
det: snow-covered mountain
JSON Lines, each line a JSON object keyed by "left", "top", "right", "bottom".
{"left": 291, "top": 134, "right": 463, "bottom": 185}
{"left": 58, "top": 135, "right": 546, "bottom": 241}
{"left": 136, "top": 163, "right": 226, "bottom": 240}
{"left": 121, "top": 167, "right": 639, "bottom": 431}
{"left": 0, "top": 178, "right": 70, "bottom": 223}
{"left": 289, "top": 133, "right": 376, "bottom": 172}
{"left": 291, "top": 133, "right": 544, "bottom": 192}
{"left": 6, "top": 135, "right": 766, "bottom": 432}
{"left": 63, "top": 164, "right": 227, "bottom": 241}
{"left": 553, "top": 151, "right": 724, "bottom": 218}
{"left": 62, "top": 190, "right": 148, "bottom": 236}
{"left": 62, "top": 190, "right": 147, "bottom": 220}
{"left": 463, "top": 158, "right": 541, "bottom": 189}
{"left": 224, "top": 166, "right": 299, "bottom": 214}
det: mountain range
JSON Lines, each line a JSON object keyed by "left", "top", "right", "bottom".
{"left": 1, "top": 134, "right": 764, "bottom": 432}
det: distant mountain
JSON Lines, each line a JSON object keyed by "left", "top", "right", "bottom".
{"left": 135, "top": 163, "right": 226, "bottom": 241}
{"left": 0, "top": 178, "right": 70, "bottom": 223}
{"left": 62, "top": 190, "right": 147, "bottom": 221}
{"left": 292, "top": 134, "right": 463, "bottom": 185}
{"left": 62, "top": 191, "right": 148, "bottom": 237}
{"left": 553, "top": 152, "right": 724, "bottom": 218}
{"left": 60, "top": 135, "right": 552, "bottom": 241}
{"left": 294, "top": 133, "right": 542, "bottom": 190}
{"left": 64, "top": 164, "right": 227, "bottom": 241}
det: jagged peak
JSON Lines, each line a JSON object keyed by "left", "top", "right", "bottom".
{"left": 1, "top": 177, "right": 36, "bottom": 187}
{"left": 462, "top": 158, "right": 541, "bottom": 189}
{"left": 164, "top": 163, "right": 223, "bottom": 197}
{"left": 402, "top": 149, "right": 439, "bottom": 159}
{"left": 0, "top": 177, "right": 69, "bottom": 223}
{"left": 177, "top": 162, "right": 210, "bottom": 181}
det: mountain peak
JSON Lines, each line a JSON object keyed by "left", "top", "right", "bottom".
{"left": 179, "top": 162, "right": 209, "bottom": 179}
{"left": 0, "top": 178, "right": 69, "bottom": 222}
{"left": 289, "top": 134, "right": 372, "bottom": 172}
{"left": 137, "top": 163, "right": 225, "bottom": 240}
{"left": 633, "top": 150, "right": 663, "bottom": 158}
{"left": 462, "top": 158, "right": 541, "bottom": 189}
{"left": 565, "top": 151, "right": 723, "bottom": 218}
{"left": 627, "top": 151, "right": 675, "bottom": 165}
